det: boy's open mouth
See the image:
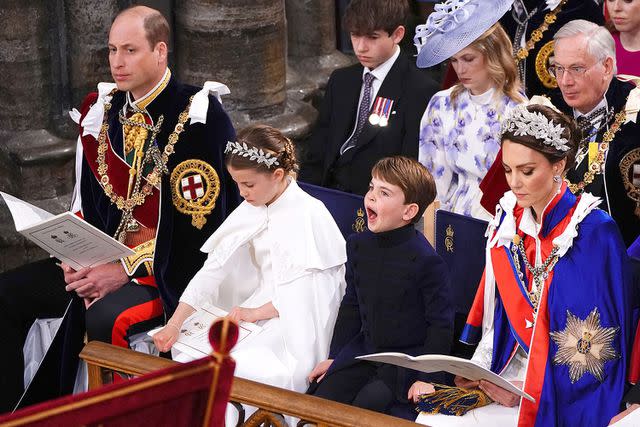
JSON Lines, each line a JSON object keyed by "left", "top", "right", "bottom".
{"left": 366, "top": 207, "right": 377, "bottom": 221}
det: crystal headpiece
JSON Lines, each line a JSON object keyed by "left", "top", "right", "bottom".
{"left": 224, "top": 141, "right": 280, "bottom": 168}
{"left": 501, "top": 105, "right": 570, "bottom": 152}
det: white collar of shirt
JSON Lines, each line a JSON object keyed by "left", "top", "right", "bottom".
{"left": 125, "top": 67, "right": 171, "bottom": 109}
{"left": 573, "top": 97, "right": 608, "bottom": 127}
{"left": 469, "top": 87, "right": 496, "bottom": 106}
{"left": 361, "top": 45, "right": 401, "bottom": 105}
{"left": 363, "top": 45, "right": 400, "bottom": 83}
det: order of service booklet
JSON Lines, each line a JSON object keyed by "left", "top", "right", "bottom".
{"left": 148, "top": 303, "right": 263, "bottom": 359}
{"left": 1, "top": 192, "right": 134, "bottom": 270}
{"left": 356, "top": 352, "right": 535, "bottom": 402}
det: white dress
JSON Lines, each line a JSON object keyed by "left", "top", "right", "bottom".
{"left": 419, "top": 87, "right": 520, "bottom": 219}
{"left": 179, "top": 179, "right": 347, "bottom": 393}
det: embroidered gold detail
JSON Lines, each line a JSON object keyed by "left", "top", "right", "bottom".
{"left": 620, "top": 148, "right": 640, "bottom": 217}
{"left": 135, "top": 69, "right": 171, "bottom": 110}
{"left": 122, "top": 239, "right": 156, "bottom": 276}
{"left": 567, "top": 110, "right": 627, "bottom": 194}
{"left": 535, "top": 41, "right": 558, "bottom": 89}
{"left": 550, "top": 308, "right": 619, "bottom": 383}
{"left": 170, "top": 160, "right": 220, "bottom": 229}
{"left": 352, "top": 208, "right": 366, "bottom": 233}
{"left": 444, "top": 225, "right": 454, "bottom": 253}
{"left": 515, "top": 0, "right": 567, "bottom": 63}
{"left": 96, "top": 91, "right": 194, "bottom": 242}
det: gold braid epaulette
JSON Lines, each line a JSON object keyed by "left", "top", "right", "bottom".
{"left": 515, "top": 0, "right": 568, "bottom": 63}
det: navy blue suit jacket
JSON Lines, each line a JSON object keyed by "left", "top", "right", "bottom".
{"left": 327, "top": 225, "right": 453, "bottom": 394}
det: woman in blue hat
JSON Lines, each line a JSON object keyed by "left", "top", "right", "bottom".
{"left": 415, "top": 0, "right": 525, "bottom": 220}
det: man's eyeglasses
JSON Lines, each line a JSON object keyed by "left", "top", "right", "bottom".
{"left": 548, "top": 63, "right": 599, "bottom": 79}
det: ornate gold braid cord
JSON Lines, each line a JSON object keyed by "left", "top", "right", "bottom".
{"left": 566, "top": 110, "right": 627, "bottom": 194}
{"left": 515, "top": 0, "right": 568, "bottom": 64}
{"left": 96, "top": 91, "right": 194, "bottom": 242}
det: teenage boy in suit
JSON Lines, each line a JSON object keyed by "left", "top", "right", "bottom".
{"left": 299, "top": 0, "right": 438, "bottom": 196}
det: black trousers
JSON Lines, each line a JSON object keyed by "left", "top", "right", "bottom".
{"left": 0, "top": 258, "right": 162, "bottom": 413}
{"left": 311, "top": 361, "right": 398, "bottom": 414}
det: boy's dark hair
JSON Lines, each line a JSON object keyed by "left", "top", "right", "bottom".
{"left": 343, "top": 0, "right": 410, "bottom": 36}
{"left": 371, "top": 156, "right": 436, "bottom": 224}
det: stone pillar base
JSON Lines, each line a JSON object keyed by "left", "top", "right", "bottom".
{"left": 229, "top": 97, "right": 318, "bottom": 142}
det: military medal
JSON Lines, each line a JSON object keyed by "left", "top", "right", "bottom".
{"left": 369, "top": 96, "right": 394, "bottom": 127}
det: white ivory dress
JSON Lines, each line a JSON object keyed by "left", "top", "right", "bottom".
{"left": 178, "top": 179, "right": 347, "bottom": 393}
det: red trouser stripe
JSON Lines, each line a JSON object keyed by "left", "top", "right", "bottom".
{"left": 111, "top": 297, "right": 164, "bottom": 348}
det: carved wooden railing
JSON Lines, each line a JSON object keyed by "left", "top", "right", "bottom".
{"left": 79, "top": 341, "right": 423, "bottom": 427}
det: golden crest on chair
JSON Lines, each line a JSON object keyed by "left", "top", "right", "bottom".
{"left": 170, "top": 159, "right": 220, "bottom": 229}
{"left": 352, "top": 207, "right": 367, "bottom": 233}
{"left": 444, "top": 224, "right": 454, "bottom": 253}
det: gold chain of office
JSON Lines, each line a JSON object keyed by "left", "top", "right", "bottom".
{"left": 566, "top": 110, "right": 627, "bottom": 194}
{"left": 95, "top": 90, "right": 193, "bottom": 241}
{"left": 515, "top": 0, "right": 568, "bottom": 64}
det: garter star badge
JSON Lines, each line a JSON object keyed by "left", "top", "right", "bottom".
{"left": 550, "top": 308, "right": 619, "bottom": 383}
{"left": 170, "top": 159, "right": 220, "bottom": 229}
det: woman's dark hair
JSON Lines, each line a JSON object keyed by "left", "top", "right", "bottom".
{"left": 501, "top": 104, "right": 579, "bottom": 172}
{"left": 225, "top": 124, "right": 298, "bottom": 175}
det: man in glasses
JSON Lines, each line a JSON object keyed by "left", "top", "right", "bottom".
{"left": 549, "top": 19, "right": 639, "bottom": 247}
{"left": 479, "top": 19, "right": 639, "bottom": 247}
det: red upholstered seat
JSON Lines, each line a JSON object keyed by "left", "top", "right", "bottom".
{"left": 0, "top": 318, "right": 238, "bottom": 427}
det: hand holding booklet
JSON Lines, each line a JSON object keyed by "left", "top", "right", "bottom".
{"left": 1, "top": 192, "right": 134, "bottom": 270}
{"left": 148, "top": 303, "right": 262, "bottom": 359}
{"left": 356, "top": 352, "right": 534, "bottom": 402}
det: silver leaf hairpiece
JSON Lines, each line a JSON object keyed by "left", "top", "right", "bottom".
{"left": 501, "top": 105, "right": 570, "bottom": 152}
{"left": 224, "top": 141, "right": 280, "bottom": 168}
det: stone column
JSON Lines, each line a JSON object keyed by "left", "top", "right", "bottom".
{"left": 65, "top": 0, "right": 117, "bottom": 107}
{"left": 174, "top": 0, "right": 317, "bottom": 139}
{"left": 0, "top": 0, "right": 53, "bottom": 132}
{"left": 285, "top": 0, "right": 354, "bottom": 102}
{"left": 0, "top": 0, "right": 77, "bottom": 271}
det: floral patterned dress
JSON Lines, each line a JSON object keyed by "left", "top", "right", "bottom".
{"left": 419, "top": 87, "right": 520, "bottom": 219}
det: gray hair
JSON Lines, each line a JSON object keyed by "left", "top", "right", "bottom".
{"left": 554, "top": 19, "right": 617, "bottom": 74}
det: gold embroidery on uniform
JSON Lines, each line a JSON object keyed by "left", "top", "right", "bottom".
{"left": 352, "top": 208, "right": 366, "bottom": 233}
{"left": 122, "top": 239, "right": 156, "bottom": 276}
{"left": 535, "top": 41, "right": 558, "bottom": 89}
{"left": 550, "top": 308, "right": 619, "bottom": 383}
{"left": 444, "top": 225, "right": 454, "bottom": 253}
{"left": 96, "top": 91, "right": 194, "bottom": 242}
{"left": 620, "top": 148, "right": 640, "bottom": 217}
{"left": 170, "top": 160, "right": 220, "bottom": 229}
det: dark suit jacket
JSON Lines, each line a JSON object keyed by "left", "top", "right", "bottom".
{"left": 326, "top": 225, "right": 453, "bottom": 397}
{"left": 299, "top": 53, "right": 438, "bottom": 196}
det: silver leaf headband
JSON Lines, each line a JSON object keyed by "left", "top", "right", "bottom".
{"left": 501, "top": 105, "right": 570, "bottom": 152}
{"left": 224, "top": 141, "right": 280, "bottom": 168}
